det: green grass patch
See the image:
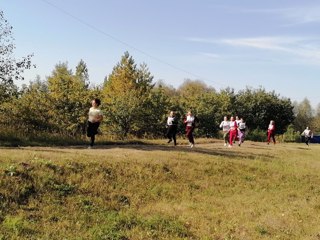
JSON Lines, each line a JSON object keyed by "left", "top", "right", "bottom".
{"left": 0, "top": 140, "right": 319, "bottom": 239}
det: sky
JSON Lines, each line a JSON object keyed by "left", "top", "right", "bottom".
{"left": 2, "top": 0, "right": 320, "bottom": 108}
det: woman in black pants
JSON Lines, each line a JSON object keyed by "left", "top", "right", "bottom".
{"left": 166, "top": 111, "right": 178, "bottom": 145}
{"left": 87, "top": 98, "right": 103, "bottom": 148}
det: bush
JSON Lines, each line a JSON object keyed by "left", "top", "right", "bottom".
{"left": 246, "top": 128, "right": 266, "bottom": 142}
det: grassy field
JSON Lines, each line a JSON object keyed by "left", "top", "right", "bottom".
{"left": 0, "top": 139, "right": 320, "bottom": 239}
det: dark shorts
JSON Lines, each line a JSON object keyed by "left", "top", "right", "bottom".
{"left": 87, "top": 121, "right": 100, "bottom": 137}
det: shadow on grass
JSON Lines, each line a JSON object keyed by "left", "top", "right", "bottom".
{"left": 76, "top": 142, "right": 275, "bottom": 161}
{"left": 4, "top": 140, "right": 275, "bottom": 161}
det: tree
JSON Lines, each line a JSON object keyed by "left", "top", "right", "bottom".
{"left": 47, "top": 62, "right": 91, "bottom": 135}
{"left": 8, "top": 77, "right": 54, "bottom": 133}
{"left": 75, "top": 59, "right": 89, "bottom": 87}
{"left": 293, "top": 98, "right": 313, "bottom": 132}
{"left": 234, "top": 87, "right": 294, "bottom": 134}
{"left": 177, "top": 79, "right": 214, "bottom": 110}
{"left": 102, "top": 52, "right": 156, "bottom": 138}
{"left": 0, "top": 11, "right": 34, "bottom": 103}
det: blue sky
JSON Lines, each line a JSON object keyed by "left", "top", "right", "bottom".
{"left": 2, "top": 0, "right": 320, "bottom": 108}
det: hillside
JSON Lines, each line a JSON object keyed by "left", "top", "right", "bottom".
{"left": 0, "top": 140, "right": 319, "bottom": 239}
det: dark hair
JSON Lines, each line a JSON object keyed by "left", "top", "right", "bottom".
{"left": 94, "top": 98, "right": 101, "bottom": 106}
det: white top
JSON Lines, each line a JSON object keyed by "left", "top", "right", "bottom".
{"left": 268, "top": 124, "right": 275, "bottom": 131}
{"left": 238, "top": 122, "right": 246, "bottom": 130}
{"left": 302, "top": 129, "right": 312, "bottom": 137}
{"left": 167, "top": 116, "right": 175, "bottom": 126}
{"left": 185, "top": 115, "right": 195, "bottom": 127}
{"left": 88, "top": 107, "right": 103, "bottom": 123}
{"left": 220, "top": 121, "right": 230, "bottom": 132}
{"left": 229, "top": 120, "right": 237, "bottom": 131}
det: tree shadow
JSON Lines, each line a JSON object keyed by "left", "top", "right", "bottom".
{"left": 9, "top": 141, "right": 275, "bottom": 161}
{"left": 91, "top": 143, "right": 274, "bottom": 161}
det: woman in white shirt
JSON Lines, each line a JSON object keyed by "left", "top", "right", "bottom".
{"left": 184, "top": 111, "right": 195, "bottom": 148}
{"left": 219, "top": 116, "right": 230, "bottom": 146}
{"left": 237, "top": 118, "right": 246, "bottom": 146}
{"left": 166, "top": 111, "right": 178, "bottom": 145}
{"left": 87, "top": 98, "right": 103, "bottom": 148}
{"left": 301, "top": 126, "right": 313, "bottom": 146}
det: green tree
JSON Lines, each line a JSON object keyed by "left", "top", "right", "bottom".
{"left": 234, "top": 87, "right": 294, "bottom": 134}
{"left": 311, "top": 103, "right": 320, "bottom": 133}
{"left": 293, "top": 98, "right": 313, "bottom": 132}
{"left": 8, "top": 77, "right": 54, "bottom": 133}
{"left": 102, "top": 52, "right": 155, "bottom": 138}
{"left": 47, "top": 62, "right": 91, "bottom": 135}
{"left": 75, "top": 59, "right": 89, "bottom": 88}
{"left": 0, "top": 11, "right": 34, "bottom": 103}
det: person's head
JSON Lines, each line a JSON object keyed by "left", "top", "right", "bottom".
{"left": 306, "top": 126, "right": 309, "bottom": 130}
{"left": 236, "top": 116, "right": 239, "bottom": 120}
{"left": 230, "top": 116, "right": 234, "bottom": 121}
{"left": 170, "top": 111, "right": 175, "bottom": 117}
{"left": 270, "top": 120, "right": 275, "bottom": 125}
{"left": 92, "top": 98, "right": 101, "bottom": 107}
{"left": 187, "top": 111, "right": 192, "bottom": 116}
{"left": 240, "top": 118, "right": 244, "bottom": 122}
{"left": 224, "top": 116, "right": 228, "bottom": 121}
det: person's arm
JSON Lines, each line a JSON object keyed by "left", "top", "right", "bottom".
{"left": 97, "top": 111, "right": 103, "bottom": 122}
{"left": 184, "top": 116, "right": 188, "bottom": 124}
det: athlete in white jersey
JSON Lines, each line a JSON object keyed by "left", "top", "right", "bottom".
{"left": 219, "top": 116, "right": 230, "bottom": 146}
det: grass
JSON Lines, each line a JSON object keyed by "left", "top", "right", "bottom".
{"left": 0, "top": 139, "right": 320, "bottom": 239}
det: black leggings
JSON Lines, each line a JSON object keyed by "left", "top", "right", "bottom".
{"left": 87, "top": 121, "right": 100, "bottom": 146}
{"left": 166, "top": 125, "right": 177, "bottom": 144}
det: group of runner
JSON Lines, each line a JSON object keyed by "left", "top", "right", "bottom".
{"left": 85, "top": 98, "right": 314, "bottom": 148}
{"left": 219, "top": 116, "right": 246, "bottom": 147}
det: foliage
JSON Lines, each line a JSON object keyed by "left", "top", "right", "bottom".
{"left": 293, "top": 98, "right": 313, "bottom": 132}
{"left": 282, "top": 124, "right": 301, "bottom": 143}
{"left": 0, "top": 11, "right": 34, "bottom": 103}
{"left": 47, "top": 62, "right": 91, "bottom": 135}
{"left": 0, "top": 13, "right": 302, "bottom": 141}
{"left": 102, "top": 52, "right": 161, "bottom": 138}
{"left": 234, "top": 87, "right": 294, "bottom": 134}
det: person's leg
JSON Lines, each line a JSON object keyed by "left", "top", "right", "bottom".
{"left": 272, "top": 134, "right": 276, "bottom": 144}
{"left": 89, "top": 122, "right": 100, "bottom": 147}
{"left": 267, "top": 131, "right": 271, "bottom": 144}
{"left": 190, "top": 129, "right": 194, "bottom": 145}
{"left": 172, "top": 128, "right": 177, "bottom": 145}
{"left": 223, "top": 132, "right": 228, "bottom": 146}
{"left": 229, "top": 131, "right": 234, "bottom": 146}
{"left": 238, "top": 131, "right": 243, "bottom": 145}
{"left": 90, "top": 135, "right": 95, "bottom": 147}
{"left": 186, "top": 127, "right": 194, "bottom": 146}
{"left": 166, "top": 127, "right": 172, "bottom": 143}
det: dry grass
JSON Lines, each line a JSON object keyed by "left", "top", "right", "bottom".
{"left": 0, "top": 139, "right": 320, "bottom": 239}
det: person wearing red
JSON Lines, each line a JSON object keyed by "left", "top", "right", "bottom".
{"left": 184, "top": 111, "right": 195, "bottom": 148}
{"left": 228, "top": 116, "right": 238, "bottom": 147}
{"left": 267, "top": 120, "right": 276, "bottom": 144}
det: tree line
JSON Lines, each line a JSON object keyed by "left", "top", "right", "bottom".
{"left": 1, "top": 10, "right": 319, "bottom": 143}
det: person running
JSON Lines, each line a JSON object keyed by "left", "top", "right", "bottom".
{"left": 219, "top": 116, "right": 230, "bottom": 146}
{"left": 235, "top": 116, "right": 241, "bottom": 143}
{"left": 87, "top": 98, "right": 103, "bottom": 148}
{"left": 228, "top": 116, "right": 238, "bottom": 147}
{"left": 166, "top": 111, "right": 178, "bottom": 146}
{"left": 267, "top": 120, "right": 276, "bottom": 145}
{"left": 301, "top": 126, "right": 313, "bottom": 146}
{"left": 184, "top": 111, "right": 195, "bottom": 148}
{"left": 237, "top": 118, "right": 246, "bottom": 146}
